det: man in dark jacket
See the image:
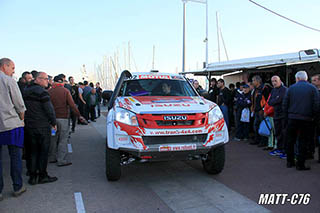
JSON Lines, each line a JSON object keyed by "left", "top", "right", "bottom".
{"left": 96, "top": 82, "right": 102, "bottom": 118}
{"left": 251, "top": 75, "right": 271, "bottom": 146}
{"left": 234, "top": 84, "right": 251, "bottom": 140}
{"left": 67, "top": 76, "right": 79, "bottom": 132}
{"left": 283, "top": 71, "right": 319, "bottom": 170}
{"left": 17, "top": 71, "right": 33, "bottom": 96}
{"left": 268, "top": 76, "right": 287, "bottom": 157}
{"left": 83, "top": 81, "right": 92, "bottom": 122}
{"left": 311, "top": 74, "right": 320, "bottom": 163}
{"left": 217, "top": 79, "right": 232, "bottom": 128}
{"left": 24, "top": 72, "right": 58, "bottom": 184}
{"left": 85, "top": 88, "right": 98, "bottom": 122}
{"left": 208, "top": 78, "right": 219, "bottom": 103}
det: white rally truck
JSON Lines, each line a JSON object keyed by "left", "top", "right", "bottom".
{"left": 103, "top": 70, "right": 229, "bottom": 181}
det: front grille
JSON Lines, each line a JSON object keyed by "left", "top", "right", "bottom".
{"left": 137, "top": 113, "right": 208, "bottom": 129}
{"left": 156, "top": 120, "right": 194, "bottom": 126}
{"left": 142, "top": 134, "right": 208, "bottom": 145}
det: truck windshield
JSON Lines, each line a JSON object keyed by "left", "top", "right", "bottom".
{"left": 119, "top": 79, "right": 197, "bottom": 97}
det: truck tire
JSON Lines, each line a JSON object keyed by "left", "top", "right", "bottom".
{"left": 202, "top": 145, "right": 225, "bottom": 174}
{"left": 106, "top": 146, "right": 121, "bottom": 181}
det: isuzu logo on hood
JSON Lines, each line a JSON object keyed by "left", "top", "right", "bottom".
{"left": 163, "top": 115, "right": 188, "bottom": 121}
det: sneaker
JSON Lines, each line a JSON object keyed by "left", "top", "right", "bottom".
{"left": 0, "top": 193, "right": 3, "bottom": 201}
{"left": 13, "top": 185, "right": 26, "bottom": 197}
{"left": 269, "top": 150, "right": 282, "bottom": 156}
{"left": 279, "top": 153, "right": 287, "bottom": 159}
{"left": 38, "top": 175, "right": 58, "bottom": 184}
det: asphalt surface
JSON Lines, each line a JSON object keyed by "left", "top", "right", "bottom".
{"left": 0, "top": 111, "right": 319, "bottom": 213}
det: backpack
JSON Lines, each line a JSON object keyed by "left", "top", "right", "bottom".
{"left": 264, "top": 94, "right": 274, "bottom": 117}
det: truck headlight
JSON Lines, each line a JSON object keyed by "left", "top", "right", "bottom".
{"left": 115, "top": 108, "right": 138, "bottom": 126}
{"left": 208, "top": 106, "right": 224, "bottom": 124}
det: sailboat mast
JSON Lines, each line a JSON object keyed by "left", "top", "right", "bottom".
{"left": 152, "top": 45, "right": 155, "bottom": 69}
{"left": 216, "top": 11, "right": 221, "bottom": 62}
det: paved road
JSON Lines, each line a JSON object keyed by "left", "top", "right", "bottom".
{"left": 0, "top": 113, "right": 319, "bottom": 213}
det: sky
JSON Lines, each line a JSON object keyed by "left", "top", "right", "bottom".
{"left": 1, "top": 0, "right": 320, "bottom": 82}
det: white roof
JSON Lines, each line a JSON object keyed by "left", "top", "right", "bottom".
{"left": 183, "top": 49, "right": 320, "bottom": 76}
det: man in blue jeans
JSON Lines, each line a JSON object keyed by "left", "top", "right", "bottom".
{"left": 0, "top": 58, "right": 27, "bottom": 201}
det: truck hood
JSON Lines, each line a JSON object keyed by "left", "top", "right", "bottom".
{"left": 116, "top": 96, "right": 216, "bottom": 114}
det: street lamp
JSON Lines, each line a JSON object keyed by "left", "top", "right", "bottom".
{"left": 181, "top": 0, "right": 208, "bottom": 73}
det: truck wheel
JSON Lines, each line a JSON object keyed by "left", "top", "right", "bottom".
{"left": 106, "top": 146, "right": 121, "bottom": 181}
{"left": 202, "top": 145, "right": 225, "bottom": 174}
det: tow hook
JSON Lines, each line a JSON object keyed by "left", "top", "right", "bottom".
{"left": 202, "top": 154, "right": 208, "bottom": 161}
{"left": 121, "top": 158, "right": 135, "bottom": 165}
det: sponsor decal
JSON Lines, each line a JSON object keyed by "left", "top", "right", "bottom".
{"left": 149, "top": 129, "right": 203, "bottom": 135}
{"left": 215, "top": 133, "right": 223, "bottom": 137}
{"left": 124, "top": 98, "right": 133, "bottom": 106}
{"left": 151, "top": 103, "right": 191, "bottom": 108}
{"left": 117, "top": 136, "right": 129, "bottom": 142}
{"left": 118, "top": 100, "right": 132, "bottom": 110}
{"left": 133, "top": 96, "right": 195, "bottom": 105}
{"left": 128, "top": 97, "right": 136, "bottom": 103}
{"left": 138, "top": 75, "right": 171, "bottom": 79}
{"left": 163, "top": 115, "right": 188, "bottom": 121}
{"left": 159, "top": 144, "right": 197, "bottom": 152}
{"left": 151, "top": 99, "right": 192, "bottom": 103}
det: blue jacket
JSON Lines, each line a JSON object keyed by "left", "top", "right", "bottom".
{"left": 235, "top": 92, "right": 251, "bottom": 111}
{"left": 282, "top": 81, "right": 319, "bottom": 121}
{"left": 268, "top": 84, "right": 287, "bottom": 119}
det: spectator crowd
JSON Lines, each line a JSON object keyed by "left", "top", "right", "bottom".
{"left": 0, "top": 58, "right": 103, "bottom": 200}
{"left": 205, "top": 72, "right": 320, "bottom": 171}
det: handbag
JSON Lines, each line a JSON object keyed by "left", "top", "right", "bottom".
{"left": 258, "top": 117, "right": 272, "bottom": 137}
{"left": 240, "top": 108, "right": 250, "bottom": 123}
{"left": 264, "top": 94, "right": 274, "bottom": 117}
